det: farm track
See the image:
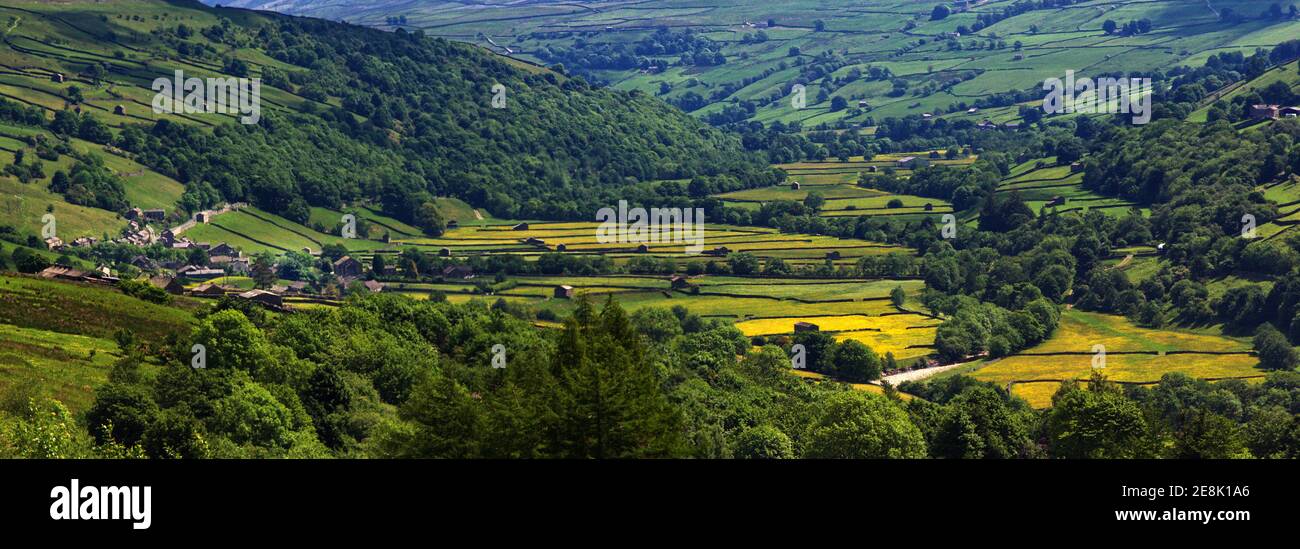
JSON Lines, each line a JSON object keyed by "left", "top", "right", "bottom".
{"left": 706, "top": 278, "right": 921, "bottom": 287}
{"left": 1052, "top": 203, "right": 1141, "bottom": 214}
{"left": 877, "top": 361, "right": 970, "bottom": 386}
{"left": 722, "top": 194, "right": 889, "bottom": 204}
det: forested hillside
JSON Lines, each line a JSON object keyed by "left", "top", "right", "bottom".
{"left": 0, "top": 0, "right": 769, "bottom": 232}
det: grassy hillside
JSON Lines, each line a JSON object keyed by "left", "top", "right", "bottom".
{"left": 971, "top": 310, "right": 1263, "bottom": 407}
{"left": 0, "top": 322, "right": 122, "bottom": 412}
{"left": 1189, "top": 58, "right": 1300, "bottom": 122}
{"left": 0, "top": 0, "right": 767, "bottom": 247}
{"left": 0, "top": 120, "right": 187, "bottom": 239}
{"left": 220, "top": 0, "right": 1300, "bottom": 127}
{"left": 716, "top": 153, "right": 965, "bottom": 220}
{"left": 0, "top": 274, "right": 196, "bottom": 341}
{"left": 0, "top": 273, "right": 196, "bottom": 412}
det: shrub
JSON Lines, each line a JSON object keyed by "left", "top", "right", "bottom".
{"left": 118, "top": 279, "right": 172, "bottom": 304}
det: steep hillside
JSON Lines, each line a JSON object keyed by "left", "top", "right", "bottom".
{"left": 0, "top": 0, "right": 768, "bottom": 243}
{"left": 208, "top": 0, "right": 1300, "bottom": 127}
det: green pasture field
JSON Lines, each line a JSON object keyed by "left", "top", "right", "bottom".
{"left": 718, "top": 157, "right": 961, "bottom": 219}
{"left": 395, "top": 271, "right": 928, "bottom": 322}
{"left": 1107, "top": 252, "right": 1162, "bottom": 283}
{"left": 420, "top": 220, "right": 909, "bottom": 260}
{"left": 184, "top": 207, "right": 391, "bottom": 256}
{"left": 967, "top": 309, "right": 1263, "bottom": 407}
{"left": 0, "top": 274, "right": 196, "bottom": 342}
{"left": 538, "top": 289, "right": 905, "bottom": 319}
{"left": 0, "top": 322, "right": 124, "bottom": 413}
{"left": 1202, "top": 275, "right": 1275, "bottom": 301}
{"left": 0, "top": 0, "right": 339, "bottom": 140}
{"left": 0, "top": 126, "right": 193, "bottom": 240}
{"left": 308, "top": 206, "right": 427, "bottom": 240}
{"left": 0, "top": 172, "right": 121, "bottom": 240}
{"left": 1190, "top": 58, "right": 1300, "bottom": 121}
{"left": 716, "top": 184, "right": 881, "bottom": 202}
{"left": 995, "top": 159, "right": 1147, "bottom": 218}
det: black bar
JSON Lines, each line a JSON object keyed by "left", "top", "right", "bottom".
{"left": 4, "top": 459, "right": 1286, "bottom": 537}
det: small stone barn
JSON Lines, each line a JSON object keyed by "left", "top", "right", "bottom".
{"left": 794, "top": 321, "right": 820, "bottom": 332}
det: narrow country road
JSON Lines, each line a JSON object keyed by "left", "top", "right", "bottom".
{"left": 876, "top": 360, "right": 976, "bottom": 386}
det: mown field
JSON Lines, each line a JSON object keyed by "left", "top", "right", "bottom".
{"left": 717, "top": 154, "right": 964, "bottom": 220}
{"left": 968, "top": 310, "right": 1263, "bottom": 407}
{"left": 99, "top": 196, "right": 902, "bottom": 262}
{"left": 394, "top": 219, "right": 913, "bottom": 268}
{"left": 171, "top": 201, "right": 942, "bottom": 365}
{"left": 185, "top": 206, "right": 386, "bottom": 255}
{"left": 741, "top": 312, "right": 938, "bottom": 361}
